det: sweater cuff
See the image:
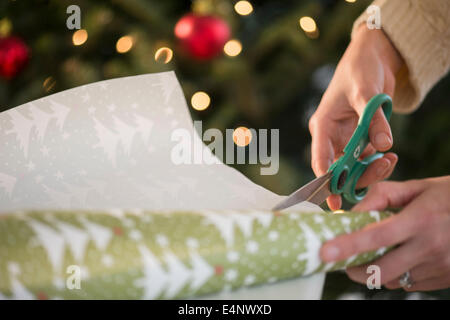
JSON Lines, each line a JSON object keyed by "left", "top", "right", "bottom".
{"left": 351, "top": 0, "right": 450, "bottom": 114}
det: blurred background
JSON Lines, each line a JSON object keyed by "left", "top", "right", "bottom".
{"left": 1, "top": 0, "right": 449, "bottom": 299}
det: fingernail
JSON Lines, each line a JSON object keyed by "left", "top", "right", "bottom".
{"left": 375, "top": 133, "right": 392, "bottom": 149}
{"left": 323, "top": 245, "right": 340, "bottom": 261}
{"left": 313, "top": 159, "right": 332, "bottom": 175}
{"left": 376, "top": 161, "right": 389, "bottom": 177}
{"left": 312, "top": 160, "right": 320, "bottom": 175}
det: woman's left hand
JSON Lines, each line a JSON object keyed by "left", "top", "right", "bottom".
{"left": 320, "top": 176, "right": 450, "bottom": 291}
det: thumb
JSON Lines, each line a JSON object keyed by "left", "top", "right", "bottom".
{"left": 352, "top": 91, "right": 393, "bottom": 152}
{"left": 310, "top": 124, "right": 334, "bottom": 177}
{"left": 368, "top": 108, "right": 393, "bottom": 152}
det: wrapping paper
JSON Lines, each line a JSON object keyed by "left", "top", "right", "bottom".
{"left": 0, "top": 209, "right": 390, "bottom": 299}
{"left": 0, "top": 71, "right": 302, "bottom": 213}
{"left": 0, "top": 71, "right": 391, "bottom": 299}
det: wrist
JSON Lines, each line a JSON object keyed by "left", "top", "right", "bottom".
{"left": 353, "top": 24, "right": 404, "bottom": 74}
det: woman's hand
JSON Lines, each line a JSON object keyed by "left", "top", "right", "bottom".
{"left": 309, "top": 25, "right": 404, "bottom": 210}
{"left": 320, "top": 176, "right": 450, "bottom": 292}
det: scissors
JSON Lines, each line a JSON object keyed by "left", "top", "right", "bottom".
{"left": 273, "top": 93, "right": 393, "bottom": 211}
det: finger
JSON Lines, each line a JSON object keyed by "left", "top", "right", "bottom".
{"left": 385, "top": 256, "right": 450, "bottom": 288}
{"left": 327, "top": 194, "right": 342, "bottom": 211}
{"left": 320, "top": 202, "right": 421, "bottom": 262}
{"left": 352, "top": 180, "right": 425, "bottom": 212}
{"left": 359, "top": 144, "right": 376, "bottom": 160}
{"left": 368, "top": 108, "right": 393, "bottom": 152}
{"left": 346, "top": 237, "right": 426, "bottom": 285}
{"left": 355, "top": 153, "right": 398, "bottom": 188}
{"left": 398, "top": 274, "right": 450, "bottom": 292}
{"left": 351, "top": 92, "right": 393, "bottom": 152}
{"left": 409, "top": 259, "right": 450, "bottom": 283}
{"left": 310, "top": 121, "right": 334, "bottom": 177}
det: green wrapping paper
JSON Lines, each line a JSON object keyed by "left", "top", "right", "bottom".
{"left": 0, "top": 209, "right": 390, "bottom": 299}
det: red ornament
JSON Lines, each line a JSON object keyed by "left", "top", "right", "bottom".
{"left": 174, "top": 14, "right": 230, "bottom": 60}
{"left": 0, "top": 36, "right": 30, "bottom": 79}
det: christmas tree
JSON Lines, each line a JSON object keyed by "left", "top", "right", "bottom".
{"left": 1, "top": 0, "right": 450, "bottom": 300}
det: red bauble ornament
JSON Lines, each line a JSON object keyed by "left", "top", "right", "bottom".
{"left": 174, "top": 14, "right": 230, "bottom": 60}
{"left": 0, "top": 36, "right": 30, "bottom": 79}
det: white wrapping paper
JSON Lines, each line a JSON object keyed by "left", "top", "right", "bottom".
{"left": 0, "top": 71, "right": 325, "bottom": 299}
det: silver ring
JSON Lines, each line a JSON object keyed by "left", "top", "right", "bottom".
{"left": 399, "top": 271, "right": 414, "bottom": 289}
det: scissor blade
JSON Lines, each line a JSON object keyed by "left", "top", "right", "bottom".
{"left": 272, "top": 172, "right": 332, "bottom": 211}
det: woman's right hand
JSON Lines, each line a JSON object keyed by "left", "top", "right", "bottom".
{"left": 308, "top": 25, "right": 404, "bottom": 210}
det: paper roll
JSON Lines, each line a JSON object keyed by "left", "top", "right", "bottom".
{"left": 0, "top": 209, "right": 390, "bottom": 299}
{"left": 0, "top": 72, "right": 390, "bottom": 299}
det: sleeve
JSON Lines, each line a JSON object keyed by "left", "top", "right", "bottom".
{"left": 352, "top": 0, "right": 450, "bottom": 114}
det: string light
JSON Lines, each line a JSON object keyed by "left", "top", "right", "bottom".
{"left": 299, "top": 16, "right": 319, "bottom": 39}
{"left": 192, "top": 0, "right": 213, "bottom": 15}
{"left": 42, "top": 76, "right": 56, "bottom": 92}
{"left": 234, "top": 1, "right": 253, "bottom": 16}
{"left": 154, "top": 47, "right": 173, "bottom": 64}
{"left": 116, "top": 35, "right": 133, "bottom": 53}
{"left": 72, "top": 29, "right": 88, "bottom": 46}
{"left": 299, "top": 17, "right": 317, "bottom": 33}
{"left": 345, "top": 0, "right": 357, "bottom": 3}
{"left": 191, "top": 91, "right": 211, "bottom": 111}
{"left": 0, "top": 18, "right": 12, "bottom": 37}
{"left": 233, "top": 127, "right": 252, "bottom": 147}
{"left": 224, "top": 39, "right": 242, "bottom": 57}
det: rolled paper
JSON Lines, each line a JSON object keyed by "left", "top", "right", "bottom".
{"left": 0, "top": 209, "right": 390, "bottom": 300}
{"left": 0, "top": 71, "right": 331, "bottom": 298}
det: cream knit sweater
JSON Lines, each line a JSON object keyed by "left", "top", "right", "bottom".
{"left": 352, "top": 0, "right": 450, "bottom": 113}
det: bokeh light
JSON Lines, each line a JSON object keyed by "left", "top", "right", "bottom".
{"left": 116, "top": 35, "right": 133, "bottom": 53}
{"left": 234, "top": 1, "right": 253, "bottom": 16}
{"left": 191, "top": 91, "right": 211, "bottom": 111}
{"left": 154, "top": 47, "right": 173, "bottom": 64}
{"left": 72, "top": 29, "right": 88, "bottom": 46}
{"left": 224, "top": 39, "right": 242, "bottom": 57}
{"left": 0, "top": 18, "right": 12, "bottom": 37}
{"left": 42, "top": 76, "right": 56, "bottom": 92}
{"left": 174, "top": 15, "right": 194, "bottom": 39}
{"left": 233, "top": 127, "right": 252, "bottom": 147}
{"left": 299, "top": 16, "right": 317, "bottom": 33}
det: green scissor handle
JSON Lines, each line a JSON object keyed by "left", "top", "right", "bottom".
{"left": 327, "top": 93, "right": 393, "bottom": 203}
